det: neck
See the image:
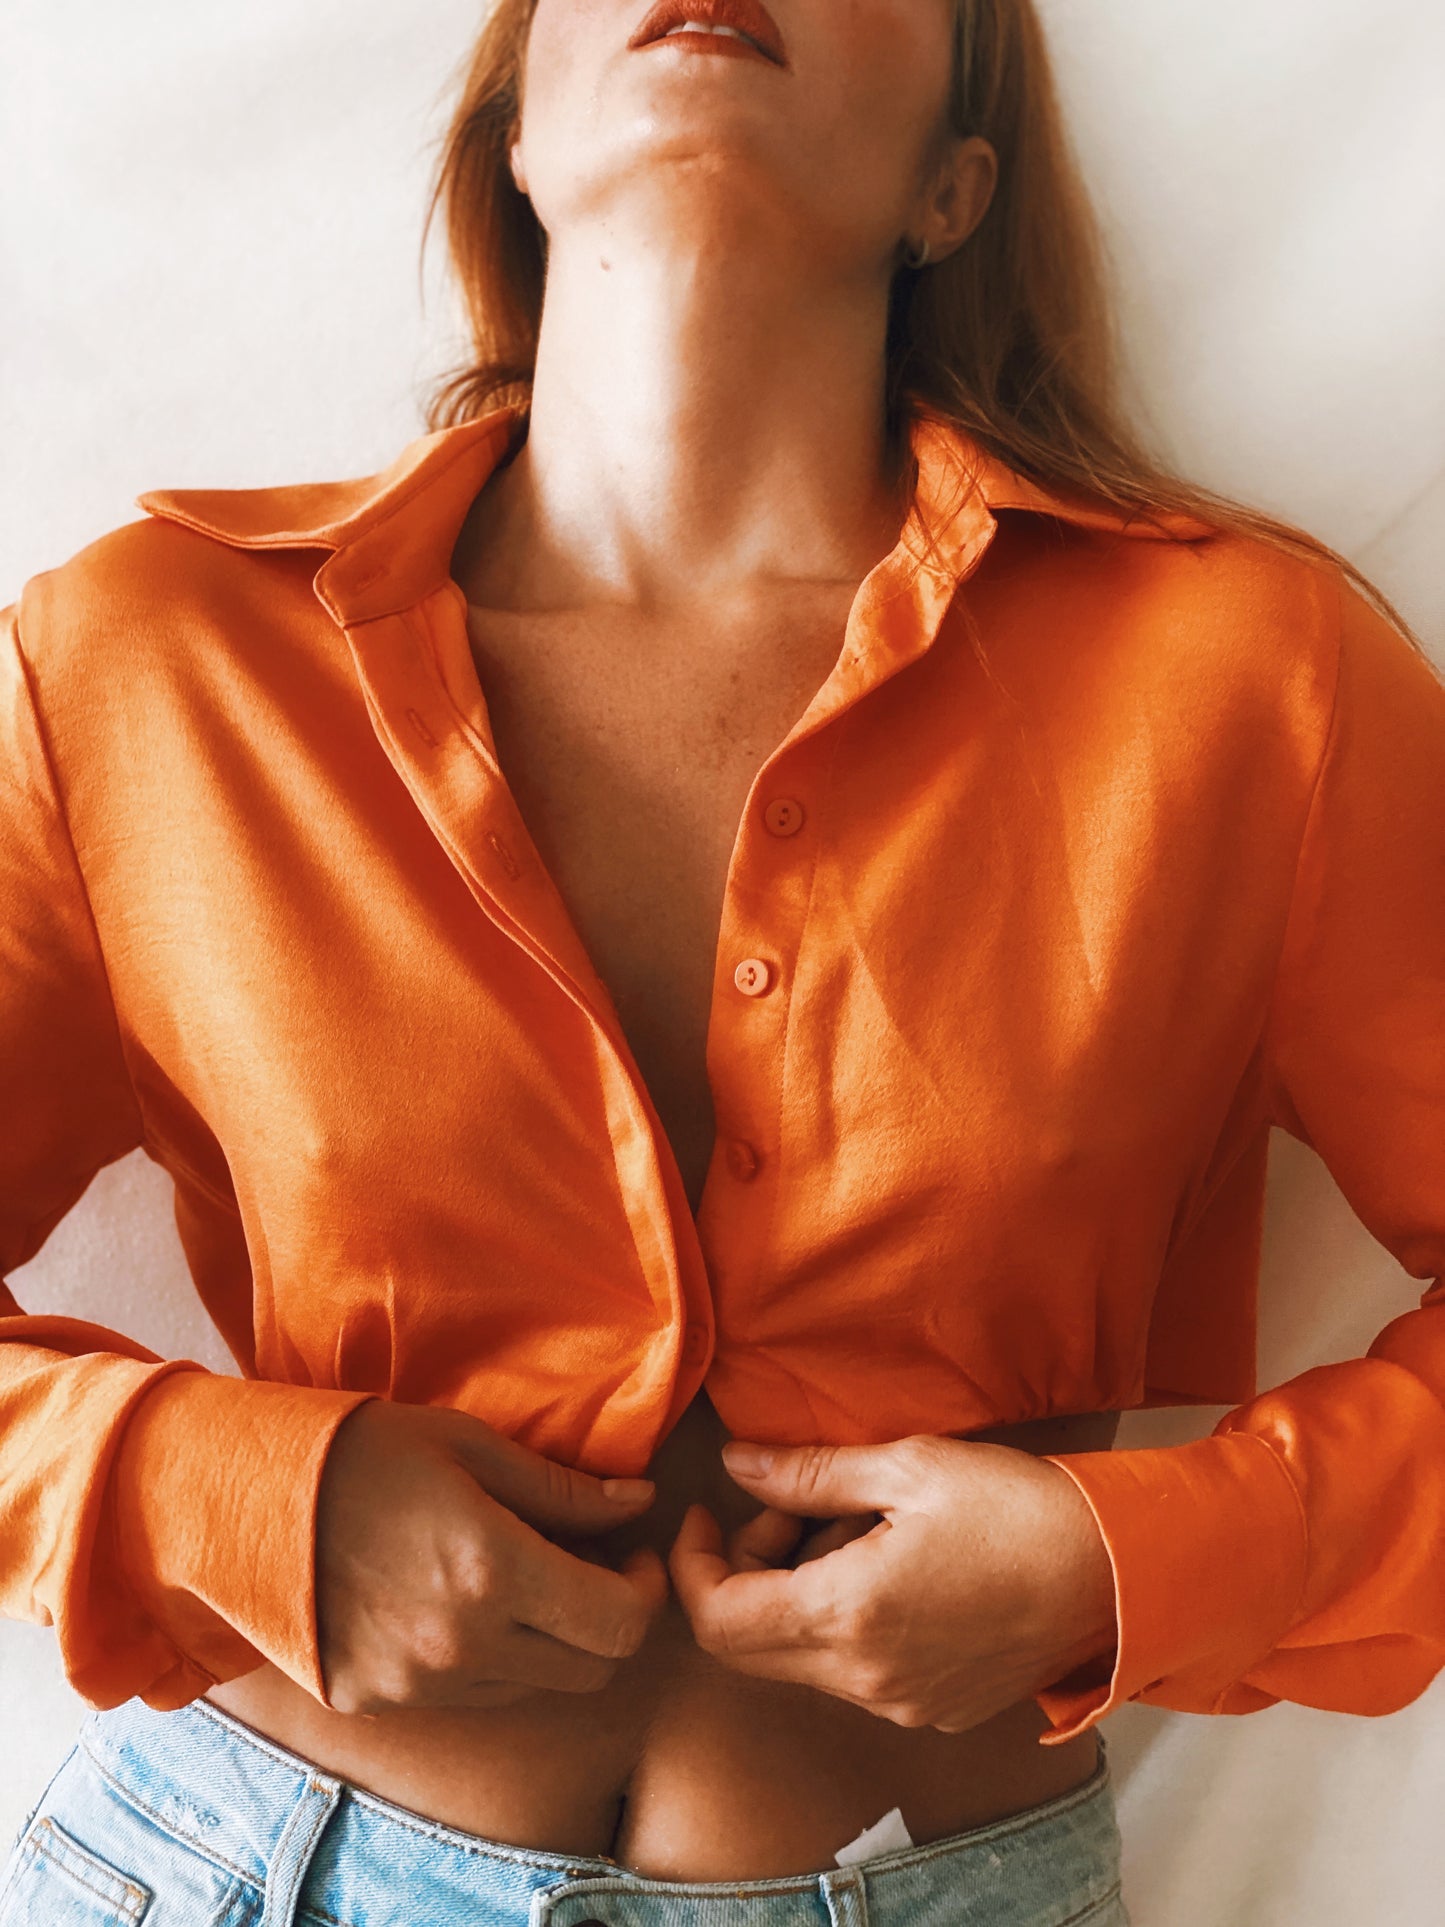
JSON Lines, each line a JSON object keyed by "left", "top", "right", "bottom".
{"left": 459, "top": 223, "right": 916, "bottom": 617}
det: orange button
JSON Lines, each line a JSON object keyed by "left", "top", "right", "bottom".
{"left": 681, "top": 1321, "right": 711, "bottom": 1365}
{"left": 763, "top": 797, "right": 805, "bottom": 837}
{"left": 733, "top": 957, "right": 773, "bottom": 997}
{"left": 725, "top": 1138, "right": 760, "bottom": 1181}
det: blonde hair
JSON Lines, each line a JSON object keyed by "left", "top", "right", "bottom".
{"left": 418, "top": 0, "right": 1430, "bottom": 661}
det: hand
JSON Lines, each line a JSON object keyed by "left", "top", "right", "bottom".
{"left": 668, "top": 1434, "right": 1118, "bottom": 1734}
{"left": 316, "top": 1398, "right": 668, "bottom": 1716}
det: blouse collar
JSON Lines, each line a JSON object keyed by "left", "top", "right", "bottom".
{"left": 136, "top": 398, "right": 1213, "bottom": 629}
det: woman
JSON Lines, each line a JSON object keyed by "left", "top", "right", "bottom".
{"left": 2, "top": 1, "right": 1443, "bottom": 1923}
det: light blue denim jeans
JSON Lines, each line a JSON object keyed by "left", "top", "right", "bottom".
{"left": 0, "top": 1694, "right": 1129, "bottom": 1926}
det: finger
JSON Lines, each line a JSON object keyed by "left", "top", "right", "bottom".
{"left": 669, "top": 1504, "right": 831, "bottom": 1657}
{"left": 667, "top": 1501, "right": 731, "bottom": 1596}
{"left": 508, "top": 1520, "right": 669, "bottom": 1659}
{"left": 794, "top": 1513, "right": 884, "bottom": 1565}
{"left": 720, "top": 1439, "right": 911, "bottom": 1518}
{"left": 617, "top": 1542, "right": 671, "bottom": 1618}
{"left": 446, "top": 1413, "right": 657, "bottom": 1536}
{"left": 493, "top": 1622, "right": 623, "bottom": 1695}
{"left": 676, "top": 1627, "right": 887, "bottom": 1711}
{"left": 379, "top": 1672, "right": 543, "bottom": 1718}
{"left": 727, "top": 1506, "right": 805, "bottom": 1571}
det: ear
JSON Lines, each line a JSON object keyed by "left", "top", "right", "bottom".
{"left": 509, "top": 137, "right": 529, "bottom": 197}
{"left": 920, "top": 134, "right": 997, "bottom": 265}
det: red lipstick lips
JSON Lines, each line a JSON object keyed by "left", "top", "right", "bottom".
{"left": 628, "top": 0, "right": 789, "bottom": 70}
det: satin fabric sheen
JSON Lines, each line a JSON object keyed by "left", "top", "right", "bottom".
{"left": 1, "top": 399, "right": 1443, "bottom": 1752}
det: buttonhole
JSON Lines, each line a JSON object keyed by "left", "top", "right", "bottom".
{"left": 487, "top": 831, "right": 521, "bottom": 879}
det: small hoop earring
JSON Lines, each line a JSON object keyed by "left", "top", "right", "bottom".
{"left": 902, "top": 235, "right": 932, "bottom": 270}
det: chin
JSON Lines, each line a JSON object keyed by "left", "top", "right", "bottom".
{"left": 575, "top": 134, "right": 802, "bottom": 223}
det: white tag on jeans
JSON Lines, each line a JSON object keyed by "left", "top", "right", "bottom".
{"left": 833, "top": 1805, "right": 915, "bottom": 1866}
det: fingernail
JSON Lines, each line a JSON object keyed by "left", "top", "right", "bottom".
{"left": 602, "top": 1478, "right": 654, "bottom": 1503}
{"left": 722, "top": 1442, "right": 773, "bottom": 1476}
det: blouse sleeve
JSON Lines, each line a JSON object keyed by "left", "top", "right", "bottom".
{"left": 1031, "top": 567, "right": 1445, "bottom": 1746}
{"left": 0, "top": 596, "right": 375, "bottom": 1712}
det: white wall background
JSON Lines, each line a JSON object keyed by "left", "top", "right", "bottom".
{"left": 2, "top": 2, "right": 1443, "bottom": 1921}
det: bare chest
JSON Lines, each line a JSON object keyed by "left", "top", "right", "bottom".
{"left": 463, "top": 600, "right": 850, "bottom": 1212}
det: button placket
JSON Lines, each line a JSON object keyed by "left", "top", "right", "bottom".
{"left": 342, "top": 600, "right": 711, "bottom": 1467}
{"left": 696, "top": 752, "right": 833, "bottom": 1337}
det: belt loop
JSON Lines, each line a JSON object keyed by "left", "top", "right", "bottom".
{"left": 822, "top": 1866, "right": 870, "bottom": 1927}
{"left": 259, "top": 1770, "right": 343, "bottom": 1927}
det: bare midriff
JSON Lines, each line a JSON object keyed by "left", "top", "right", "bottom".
{"left": 205, "top": 1397, "right": 1117, "bottom": 1880}
{"left": 205, "top": 551, "right": 1121, "bottom": 1881}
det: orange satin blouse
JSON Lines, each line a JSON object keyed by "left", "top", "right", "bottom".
{"left": 3, "top": 399, "right": 1443, "bottom": 1750}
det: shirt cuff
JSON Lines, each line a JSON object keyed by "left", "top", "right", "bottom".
{"left": 1030, "top": 1430, "right": 1309, "bottom": 1744}
{"left": 108, "top": 1369, "right": 379, "bottom": 1707}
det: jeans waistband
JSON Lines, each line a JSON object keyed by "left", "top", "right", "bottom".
{"left": 78, "top": 1694, "right": 1117, "bottom": 1927}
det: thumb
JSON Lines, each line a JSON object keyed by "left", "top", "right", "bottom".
{"left": 720, "top": 1439, "right": 904, "bottom": 1517}
{"left": 444, "top": 1410, "right": 655, "bottom": 1535}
